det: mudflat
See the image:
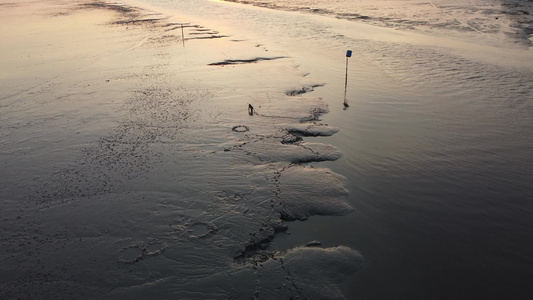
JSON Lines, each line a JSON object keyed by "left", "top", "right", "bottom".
{"left": 0, "top": 1, "right": 360, "bottom": 298}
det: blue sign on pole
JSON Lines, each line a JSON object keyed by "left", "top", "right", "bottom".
{"left": 346, "top": 50, "right": 352, "bottom": 57}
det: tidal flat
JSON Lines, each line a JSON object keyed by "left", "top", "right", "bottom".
{"left": 0, "top": 0, "right": 362, "bottom": 298}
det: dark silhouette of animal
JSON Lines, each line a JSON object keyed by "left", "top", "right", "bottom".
{"left": 248, "top": 104, "right": 255, "bottom": 115}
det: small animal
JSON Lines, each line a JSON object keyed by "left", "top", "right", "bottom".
{"left": 248, "top": 104, "right": 255, "bottom": 115}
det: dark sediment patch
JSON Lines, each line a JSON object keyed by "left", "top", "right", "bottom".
{"left": 208, "top": 56, "right": 288, "bottom": 66}
{"left": 281, "top": 133, "right": 303, "bottom": 144}
{"left": 285, "top": 83, "right": 325, "bottom": 96}
{"left": 164, "top": 24, "right": 199, "bottom": 32}
{"left": 336, "top": 12, "right": 371, "bottom": 20}
{"left": 113, "top": 18, "right": 167, "bottom": 25}
{"left": 189, "top": 31, "right": 220, "bottom": 35}
{"left": 80, "top": 1, "right": 137, "bottom": 14}
{"left": 163, "top": 22, "right": 193, "bottom": 27}
{"left": 78, "top": 1, "right": 168, "bottom": 28}
{"left": 186, "top": 35, "right": 230, "bottom": 40}
{"left": 305, "top": 107, "right": 328, "bottom": 122}
{"left": 184, "top": 26, "right": 228, "bottom": 40}
{"left": 234, "top": 235, "right": 277, "bottom": 263}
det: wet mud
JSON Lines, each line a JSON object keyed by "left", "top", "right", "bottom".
{"left": 208, "top": 56, "right": 288, "bottom": 66}
{"left": 0, "top": 0, "right": 361, "bottom": 299}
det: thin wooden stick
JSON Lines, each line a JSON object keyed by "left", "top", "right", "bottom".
{"left": 181, "top": 24, "right": 185, "bottom": 47}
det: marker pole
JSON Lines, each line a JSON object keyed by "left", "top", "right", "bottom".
{"left": 181, "top": 24, "right": 185, "bottom": 47}
{"left": 344, "top": 50, "right": 352, "bottom": 106}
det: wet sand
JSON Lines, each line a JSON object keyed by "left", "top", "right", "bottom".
{"left": 0, "top": 0, "right": 361, "bottom": 298}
